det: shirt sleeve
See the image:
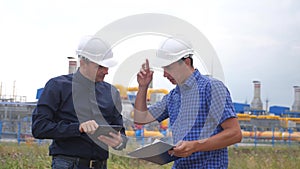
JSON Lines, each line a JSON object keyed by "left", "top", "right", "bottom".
{"left": 148, "top": 94, "right": 169, "bottom": 123}
{"left": 208, "top": 79, "right": 237, "bottom": 126}
{"left": 31, "top": 79, "right": 81, "bottom": 139}
{"left": 219, "top": 88, "right": 237, "bottom": 124}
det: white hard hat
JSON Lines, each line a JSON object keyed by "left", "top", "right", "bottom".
{"left": 76, "top": 35, "right": 117, "bottom": 67}
{"left": 153, "top": 37, "right": 194, "bottom": 68}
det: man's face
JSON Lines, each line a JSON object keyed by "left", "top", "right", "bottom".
{"left": 84, "top": 61, "right": 109, "bottom": 82}
{"left": 95, "top": 65, "right": 109, "bottom": 82}
{"left": 163, "top": 59, "right": 191, "bottom": 85}
{"left": 163, "top": 61, "right": 180, "bottom": 85}
{"left": 163, "top": 71, "right": 176, "bottom": 85}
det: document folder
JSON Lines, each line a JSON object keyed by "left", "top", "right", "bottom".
{"left": 128, "top": 139, "right": 180, "bottom": 165}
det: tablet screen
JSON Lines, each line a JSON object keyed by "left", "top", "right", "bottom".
{"left": 93, "top": 125, "right": 123, "bottom": 137}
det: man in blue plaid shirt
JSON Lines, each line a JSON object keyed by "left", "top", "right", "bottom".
{"left": 134, "top": 37, "right": 242, "bottom": 168}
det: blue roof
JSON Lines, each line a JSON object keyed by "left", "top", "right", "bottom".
{"left": 233, "top": 102, "right": 250, "bottom": 113}
{"left": 269, "top": 106, "right": 290, "bottom": 116}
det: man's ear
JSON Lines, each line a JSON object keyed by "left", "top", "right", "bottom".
{"left": 184, "top": 57, "right": 191, "bottom": 66}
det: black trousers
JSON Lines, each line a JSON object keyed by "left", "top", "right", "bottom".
{"left": 52, "top": 155, "right": 107, "bottom": 169}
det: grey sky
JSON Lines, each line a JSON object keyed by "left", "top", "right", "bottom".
{"left": 0, "top": 0, "right": 299, "bottom": 109}
{"left": 211, "top": 0, "right": 300, "bottom": 108}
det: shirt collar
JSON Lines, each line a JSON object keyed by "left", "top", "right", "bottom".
{"left": 178, "top": 69, "right": 201, "bottom": 91}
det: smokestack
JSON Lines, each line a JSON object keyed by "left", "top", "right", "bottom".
{"left": 68, "top": 57, "right": 77, "bottom": 74}
{"left": 13, "top": 80, "right": 16, "bottom": 101}
{"left": 250, "top": 80, "right": 263, "bottom": 110}
{"left": 292, "top": 86, "right": 300, "bottom": 112}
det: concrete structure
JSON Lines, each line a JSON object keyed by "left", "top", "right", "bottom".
{"left": 250, "top": 81, "right": 263, "bottom": 110}
{"left": 292, "top": 86, "right": 300, "bottom": 112}
{"left": 67, "top": 57, "right": 77, "bottom": 74}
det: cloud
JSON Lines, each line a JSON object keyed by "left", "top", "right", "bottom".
{"left": 1, "top": 0, "right": 299, "bottom": 107}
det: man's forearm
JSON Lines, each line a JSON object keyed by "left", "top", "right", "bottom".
{"left": 134, "top": 86, "right": 154, "bottom": 124}
{"left": 135, "top": 86, "right": 148, "bottom": 110}
{"left": 195, "top": 118, "right": 242, "bottom": 152}
{"left": 134, "top": 86, "right": 147, "bottom": 123}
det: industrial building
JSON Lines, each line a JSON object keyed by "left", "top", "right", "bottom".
{"left": 234, "top": 82, "right": 300, "bottom": 117}
{"left": 1, "top": 59, "right": 300, "bottom": 143}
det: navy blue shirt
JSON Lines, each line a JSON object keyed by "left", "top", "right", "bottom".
{"left": 32, "top": 70, "right": 126, "bottom": 160}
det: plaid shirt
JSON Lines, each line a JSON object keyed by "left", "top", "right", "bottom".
{"left": 149, "top": 69, "right": 236, "bottom": 169}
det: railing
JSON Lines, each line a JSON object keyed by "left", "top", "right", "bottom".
{"left": 0, "top": 120, "right": 49, "bottom": 145}
{"left": 1, "top": 119, "right": 299, "bottom": 147}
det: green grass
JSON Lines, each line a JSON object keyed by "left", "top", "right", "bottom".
{"left": 228, "top": 146, "right": 300, "bottom": 169}
{"left": 0, "top": 142, "right": 299, "bottom": 169}
{"left": 0, "top": 142, "right": 51, "bottom": 169}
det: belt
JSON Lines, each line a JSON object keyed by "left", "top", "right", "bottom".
{"left": 54, "top": 155, "right": 107, "bottom": 168}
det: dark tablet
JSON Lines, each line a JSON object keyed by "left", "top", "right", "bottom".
{"left": 93, "top": 125, "right": 123, "bottom": 137}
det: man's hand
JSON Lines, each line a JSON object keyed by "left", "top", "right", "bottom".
{"left": 137, "top": 59, "right": 153, "bottom": 88}
{"left": 168, "top": 140, "right": 199, "bottom": 157}
{"left": 98, "top": 132, "right": 123, "bottom": 148}
{"left": 79, "top": 120, "right": 99, "bottom": 134}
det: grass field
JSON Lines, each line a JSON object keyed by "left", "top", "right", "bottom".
{"left": 0, "top": 142, "right": 299, "bottom": 169}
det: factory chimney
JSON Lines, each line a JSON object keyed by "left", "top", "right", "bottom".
{"left": 67, "top": 57, "right": 77, "bottom": 74}
{"left": 250, "top": 80, "right": 263, "bottom": 110}
{"left": 291, "top": 86, "right": 300, "bottom": 112}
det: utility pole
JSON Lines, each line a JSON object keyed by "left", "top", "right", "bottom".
{"left": 13, "top": 80, "right": 16, "bottom": 102}
{"left": 265, "top": 98, "right": 269, "bottom": 114}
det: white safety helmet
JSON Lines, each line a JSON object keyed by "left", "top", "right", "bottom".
{"left": 76, "top": 35, "right": 117, "bottom": 67}
{"left": 153, "top": 37, "right": 194, "bottom": 68}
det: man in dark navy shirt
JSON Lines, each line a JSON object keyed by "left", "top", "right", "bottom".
{"left": 32, "top": 35, "right": 127, "bottom": 169}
